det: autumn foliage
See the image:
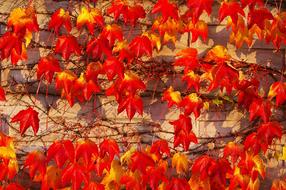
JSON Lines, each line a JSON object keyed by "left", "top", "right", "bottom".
{"left": 0, "top": 0, "right": 286, "bottom": 189}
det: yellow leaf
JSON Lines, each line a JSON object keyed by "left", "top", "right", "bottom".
{"left": 120, "top": 146, "right": 136, "bottom": 165}
{"left": 102, "top": 160, "right": 124, "bottom": 189}
{"left": 171, "top": 152, "right": 189, "bottom": 174}
{"left": 0, "top": 147, "right": 16, "bottom": 159}
{"left": 204, "top": 45, "right": 230, "bottom": 62}
{"left": 279, "top": 146, "right": 286, "bottom": 161}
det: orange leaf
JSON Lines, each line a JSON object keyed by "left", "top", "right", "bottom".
{"left": 172, "top": 153, "right": 189, "bottom": 174}
{"left": 268, "top": 81, "right": 286, "bottom": 106}
{"left": 77, "top": 7, "right": 104, "bottom": 34}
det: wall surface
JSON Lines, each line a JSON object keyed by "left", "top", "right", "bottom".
{"left": 0, "top": 0, "right": 285, "bottom": 188}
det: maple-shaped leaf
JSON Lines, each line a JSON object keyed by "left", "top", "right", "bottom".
{"left": 166, "top": 178, "right": 190, "bottom": 190}
{"left": 223, "top": 142, "right": 244, "bottom": 163}
{"left": 180, "top": 93, "right": 203, "bottom": 118}
{"left": 75, "top": 139, "right": 98, "bottom": 166}
{"left": 86, "top": 36, "right": 112, "bottom": 60}
{"left": 129, "top": 35, "right": 152, "bottom": 57}
{"left": 162, "top": 86, "right": 182, "bottom": 108}
{"left": 129, "top": 151, "right": 155, "bottom": 174}
{"left": 7, "top": 7, "right": 39, "bottom": 34}
{"left": 244, "top": 132, "right": 263, "bottom": 155}
{"left": 47, "top": 140, "right": 75, "bottom": 167}
{"left": 113, "top": 40, "right": 135, "bottom": 64}
{"left": 73, "top": 73, "right": 101, "bottom": 101}
{"left": 249, "top": 98, "right": 272, "bottom": 123}
{"left": 143, "top": 32, "right": 162, "bottom": 51}
{"left": 103, "top": 57, "right": 124, "bottom": 80}
{"left": 182, "top": 71, "right": 200, "bottom": 92}
{"left": 203, "top": 62, "right": 239, "bottom": 95}
{"left": 24, "top": 151, "right": 47, "bottom": 180}
{"left": 10, "top": 44, "right": 27, "bottom": 65}
{"left": 174, "top": 48, "right": 200, "bottom": 72}
{"left": 77, "top": 7, "right": 104, "bottom": 34}
{"left": 170, "top": 114, "right": 193, "bottom": 134}
{"left": 55, "top": 35, "right": 81, "bottom": 60}
{"left": 48, "top": 8, "right": 72, "bottom": 34}
{"left": 187, "top": 0, "right": 214, "bottom": 23}
{"left": 99, "top": 139, "right": 120, "bottom": 160}
{"left": 150, "top": 139, "right": 170, "bottom": 159}
{"left": 257, "top": 122, "right": 282, "bottom": 152}
{"left": 0, "top": 87, "right": 6, "bottom": 101}
{"left": 0, "top": 32, "right": 23, "bottom": 64}
{"left": 11, "top": 107, "right": 39, "bottom": 136}
{"left": 172, "top": 153, "right": 189, "bottom": 174}
{"left": 174, "top": 130, "right": 198, "bottom": 150}
{"left": 83, "top": 182, "right": 105, "bottom": 190}
{"left": 192, "top": 155, "right": 217, "bottom": 180}
{"left": 55, "top": 70, "right": 77, "bottom": 106}
{"left": 236, "top": 79, "right": 259, "bottom": 109}
{"left": 120, "top": 175, "right": 142, "bottom": 190}
{"left": 152, "top": 0, "right": 179, "bottom": 23}
{"left": 85, "top": 62, "right": 104, "bottom": 84}
{"left": 118, "top": 71, "right": 146, "bottom": 95}
{"left": 241, "top": 0, "right": 264, "bottom": 8}
{"left": 37, "top": 55, "right": 61, "bottom": 83}
{"left": 62, "top": 162, "right": 89, "bottom": 190}
{"left": 40, "top": 165, "right": 62, "bottom": 190}
{"left": 123, "top": 5, "right": 146, "bottom": 26}
{"left": 268, "top": 81, "right": 286, "bottom": 106}
{"left": 146, "top": 164, "right": 168, "bottom": 190}
{"left": 186, "top": 20, "right": 208, "bottom": 43}
{"left": 107, "top": 0, "right": 128, "bottom": 21}
{"left": 101, "top": 160, "right": 124, "bottom": 189}
{"left": 219, "top": 2, "right": 244, "bottom": 24}
{"left": 101, "top": 24, "right": 123, "bottom": 46}
{"left": 248, "top": 8, "right": 273, "bottom": 30}
{"left": 118, "top": 94, "right": 143, "bottom": 120}
{"left": 204, "top": 45, "right": 231, "bottom": 63}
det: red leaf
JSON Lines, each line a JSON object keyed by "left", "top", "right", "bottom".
{"left": 101, "top": 24, "right": 123, "bottom": 46}
{"left": 86, "top": 36, "right": 112, "bottom": 59}
{"left": 129, "top": 36, "right": 152, "bottom": 57}
{"left": 0, "top": 32, "right": 23, "bottom": 64}
{"left": 166, "top": 178, "right": 190, "bottom": 190}
{"left": 174, "top": 48, "right": 200, "bottom": 72}
{"left": 55, "top": 35, "right": 81, "bottom": 60}
{"left": 186, "top": 20, "right": 208, "bottom": 43}
{"left": 85, "top": 62, "right": 104, "bottom": 84}
{"left": 47, "top": 140, "right": 74, "bottom": 167}
{"left": 236, "top": 79, "right": 259, "bottom": 109}
{"left": 103, "top": 57, "right": 124, "bottom": 80}
{"left": 170, "top": 114, "right": 193, "bottom": 134}
{"left": 162, "top": 86, "right": 182, "bottom": 108}
{"left": 152, "top": 0, "right": 179, "bottom": 23}
{"left": 249, "top": 98, "right": 272, "bottom": 123}
{"left": 62, "top": 162, "right": 89, "bottom": 190}
{"left": 120, "top": 175, "right": 142, "bottom": 190}
{"left": 179, "top": 93, "right": 203, "bottom": 118}
{"left": 192, "top": 155, "right": 217, "bottom": 180}
{"left": 248, "top": 8, "right": 273, "bottom": 30}
{"left": 99, "top": 139, "right": 120, "bottom": 160}
{"left": 187, "top": 0, "right": 214, "bottom": 23}
{"left": 24, "top": 151, "right": 47, "bottom": 180}
{"left": 123, "top": 5, "right": 146, "bottom": 26}
{"left": 0, "top": 87, "right": 6, "bottom": 101}
{"left": 219, "top": 2, "right": 245, "bottom": 24}
{"left": 7, "top": 7, "right": 39, "bottom": 34}
{"left": 48, "top": 8, "right": 72, "bottom": 34}
{"left": 150, "top": 139, "right": 170, "bottom": 158}
{"left": 268, "top": 81, "right": 286, "bottom": 106}
{"left": 129, "top": 151, "right": 155, "bottom": 174}
{"left": 118, "top": 94, "right": 143, "bottom": 120}
{"left": 37, "top": 55, "right": 61, "bottom": 83}
{"left": 4, "top": 183, "right": 24, "bottom": 190}
{"left": 118, "top": 71, "right": 146, "bottom": 95}
{"left": 244, "top": 132, "right": 262, "bottom": 155}
{"left": 75, "top": 139, "right": 98, "bottom": 166}
{"left": 107, "top": 0, "right": 128, "bottom": 21}
{"left": 83, "top": 182, "right": 105, "bottom": 190}
{"left": 257, "top": 122, "right": 282, "bottom": 152}
{"left": 223, "top": 142, "right": 244, "bottom": 163}
{"left": 174, "top": 130, "right": 198, "bottom": 151}
{"left": 241, "top": 0, "right": 264, "bottom": 8}
{"left": 182, "top": 71, "right": 200, "bottom": 92}
{"left": 76, "top": 7, "right": 104, "bottom": 34}
{"left": 11, "top": 107, "right": 39, "bottom": 136}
